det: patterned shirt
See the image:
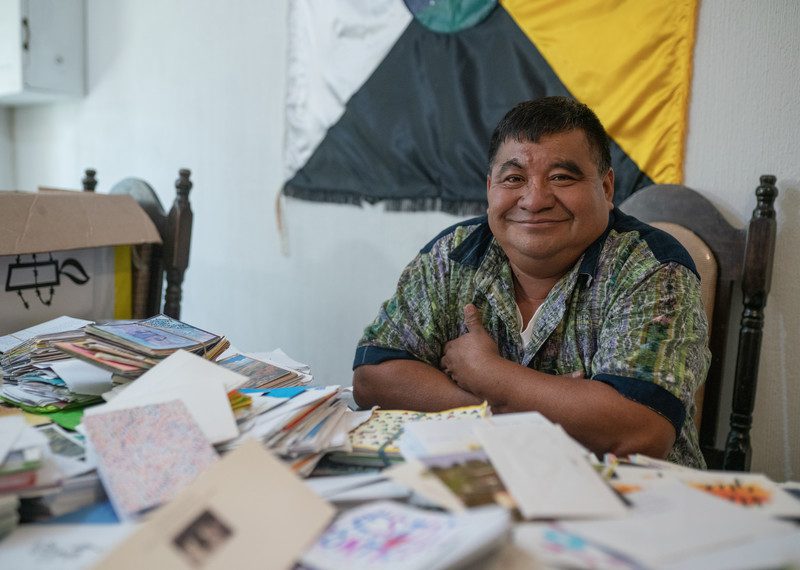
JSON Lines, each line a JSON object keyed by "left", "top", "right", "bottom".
{"left": 355, "top": 209, "right": 710, "bottom": 468}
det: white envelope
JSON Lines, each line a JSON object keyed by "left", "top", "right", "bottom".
{"left": 474, "top": 422, "right": 627, "bottom": 520}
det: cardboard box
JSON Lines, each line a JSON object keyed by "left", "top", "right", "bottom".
{"left": 0, "top": 189, "right": 161, "bottom": 334}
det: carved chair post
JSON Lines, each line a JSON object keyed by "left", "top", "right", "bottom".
{"left": 723, "top": 175, "right": 778, "bottom": 471}
{"left": 162, "top": 169, "right": 193, "bottom": 319}
{"left": 81, "top": 167, "right": 193, "bottom": 320}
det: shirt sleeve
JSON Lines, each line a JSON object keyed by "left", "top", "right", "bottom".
{"left": 590, "top": 261, "right": 711, "bottom": 434}
{"left": 354, "top": 242, "right": 452, "bottom": 369}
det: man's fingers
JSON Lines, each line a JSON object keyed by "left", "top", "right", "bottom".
{"left": 463, "top": 303, "right": 484, "bottom": 333}
{"left": 562, "top": 370, "right": 585, "bottom": 378}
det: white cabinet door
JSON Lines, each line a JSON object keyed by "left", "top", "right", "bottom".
{"left": 0, "top": 0, "right": 85, "bottom": 105}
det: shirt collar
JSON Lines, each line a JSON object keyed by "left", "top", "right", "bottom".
{"left": 450, "top": 210, "right": 616, "bottom": 286}
{"left": 577, "top": 209, "right": 616, "bottom": 285}
{"left": 449, "top": 215, "right": 493, "bottom": 268}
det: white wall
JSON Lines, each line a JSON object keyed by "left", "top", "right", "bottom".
{"left": 4, "top": 0, "right": 798, "bottom": 480}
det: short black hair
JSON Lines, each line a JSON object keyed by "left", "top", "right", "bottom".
{"left": 487, "top": 96, "right": 612, "bottom": 175}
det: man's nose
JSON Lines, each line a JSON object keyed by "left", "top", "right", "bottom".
{"left": 517, "top": 180, "right": 555, "bottom": 210}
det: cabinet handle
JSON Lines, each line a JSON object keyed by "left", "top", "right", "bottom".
{"left": 22, "top": 17, "right": 30, "bottom": 51}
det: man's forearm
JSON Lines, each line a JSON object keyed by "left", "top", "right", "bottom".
{"left": 352, "top": 359, "right": 483, "bottom": 412}
{"left": 458, "top": 356, "right": 675, "bottom": 459}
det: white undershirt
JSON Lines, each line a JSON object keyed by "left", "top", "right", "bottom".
{"left": 517, "top": 303, "right": 543, "bottom": 347}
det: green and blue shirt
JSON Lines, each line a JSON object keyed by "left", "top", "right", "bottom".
{"left": 355, "top": 209, "right": 710, "bottom": 468}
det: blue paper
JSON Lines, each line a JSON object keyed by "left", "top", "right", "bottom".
{"left": 43, "top": 500, "right": 120, "bottom": 524}
{"left": 239, "top": 386, "right": 307, "bottom": 397}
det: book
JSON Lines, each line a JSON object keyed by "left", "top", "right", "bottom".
{"left": 325, "top": 402, "right": 489, "bottom": 468}
{"left": 216, "top": 353, "right": 301, "bottom": 389}
{"left": 84, "top": 314, "right": 223, "bottom": 358}
{"left": 53, "top": 341, "right": 149, "bottom": 376}
{"left": 83, "top": 400, "right": 219, "bottom": 520}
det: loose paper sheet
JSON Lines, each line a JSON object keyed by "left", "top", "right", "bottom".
{"left": 0, "top": 415, "right": 26, "bottom": 464}
{"left": 50, "top": 358, "right": 113, "bottom": 396}
{"left": 473, "top": 422, "right": 626, "bottom": 519}
{"left": 561, "top": 481, "right": 796, "bottom": 568}
{"left": 0, "top": 523, "right": 136, "bottom": 570}
{"left": 0, "top": 316, "right": 92, "bottom": 353}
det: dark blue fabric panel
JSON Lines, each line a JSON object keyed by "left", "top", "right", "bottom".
{"left": 594, "top": 373, "right": 686, "bottom": 434}
{"left": 353, "top": 346, "right": 420, "bottom": 369}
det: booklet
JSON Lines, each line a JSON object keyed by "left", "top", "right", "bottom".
{"left": 83, "top": 400, "right": 219, "bottom": 521}
{"left": 95, "top": 440, "right": 335, "bottom": 570}
{"left": 85, "top": 314, "right": 222, "bottom": 357}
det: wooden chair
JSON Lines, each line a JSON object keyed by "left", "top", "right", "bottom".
{"left": 81, "top": 168, "right": 193, "bottom": 320}
{"left": 619, "top": 175, "right": 778, "bottom": 471}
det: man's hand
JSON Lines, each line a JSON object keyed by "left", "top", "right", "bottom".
{"left": 440, "top": 304, "right": 501, "bottom": 392}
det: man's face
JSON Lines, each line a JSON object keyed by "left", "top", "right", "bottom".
{"left": 486, "top": 129, "right": 614, "bottom": 276}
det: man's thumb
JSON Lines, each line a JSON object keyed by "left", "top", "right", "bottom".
{"left": 463, "top": 304, "right": 484, "bottom": 332}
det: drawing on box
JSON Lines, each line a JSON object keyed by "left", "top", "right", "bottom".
{"left": 5, "top": 253, "right": 90, "bottom": 309}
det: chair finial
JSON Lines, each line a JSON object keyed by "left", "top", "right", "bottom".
{"left": 753, "top": 175, "right": 778, "bottom": 219}
{"left": 82, "top": 168, "right": 98, "bottom": 192}
{"left": 176, "top": 169, "right": 192, "bottom": 199}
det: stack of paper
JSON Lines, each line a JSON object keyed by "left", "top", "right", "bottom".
{"left": 0, "top": 316, "right": 103, "bottom": 412}
{"left": 54, "top": 314, "right": 229, "bottom": 378}
{"left": 217, "top": 353, "right": 304, "bottom": 389}
{"left": 17, "top": 424, "right": 101, "bottom": 521}
{"left": 0, "top": 415, "right": 46, "bottom": 494}
{"left": 221, "top": 385, "right": 357, "bottom": 477}
{"left": 82, "top": 350, "right": 243, "bottom": 445}
{"left": 0, "top": 415, "right": 76, "bottom": 498}
{"left": 0, "top": 495, "right": 19, "bottom": 537}
{"left": 0, "top": 316, "right": 91, "bottom": 355}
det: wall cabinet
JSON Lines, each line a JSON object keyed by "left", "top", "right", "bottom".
{"left": 0, "top": 0, "right": 84, "bottom": 105}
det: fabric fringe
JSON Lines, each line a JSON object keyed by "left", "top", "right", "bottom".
{"left": 282, "top": 187, "right": 487, "bottom": 217}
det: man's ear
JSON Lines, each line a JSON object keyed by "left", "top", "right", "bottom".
{"left": 486, "top": 174, "right": 492, "bottom": 195}
{"left": 603, "top": 168, "right": 615, "bottom": 209}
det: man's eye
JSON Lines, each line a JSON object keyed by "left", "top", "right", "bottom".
{"left": 551, "top": 174, "right": 575, "bottom": 182}
{"left": 505, "top": 175, "right": 524, "bottom": 183}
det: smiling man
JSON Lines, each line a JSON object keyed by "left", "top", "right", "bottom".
{"left": 352, "top": 97, "right": 710, "bottom": 468}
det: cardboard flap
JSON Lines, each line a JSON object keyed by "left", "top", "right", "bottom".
{"left": 0, "top": 190, "right": 162, "bottom": 255}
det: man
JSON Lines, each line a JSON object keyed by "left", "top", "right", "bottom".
{"left": 352, "top": 97, "right": 710, "bottom": 468}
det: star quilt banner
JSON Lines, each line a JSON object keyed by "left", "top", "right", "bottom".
{"left": 283, "top": 0, "right": 697, "bottom": 214}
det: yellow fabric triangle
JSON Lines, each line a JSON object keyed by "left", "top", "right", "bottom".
{"left": 501, "top": 0, "right": 697, "bottom": 184}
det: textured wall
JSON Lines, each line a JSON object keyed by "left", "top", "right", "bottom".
{"left": 683, "top": 0, "right": 800, "bottom": 480}
{"left": 3, "top": 0, "right": 798, "bottom": 479}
